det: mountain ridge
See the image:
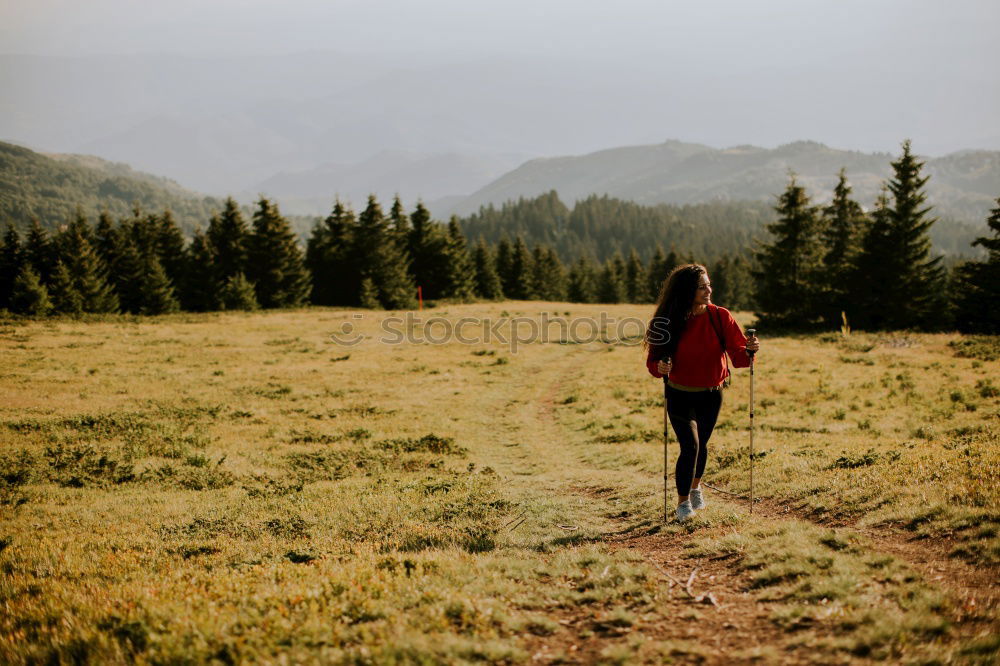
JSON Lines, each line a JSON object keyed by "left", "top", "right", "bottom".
{"left": 447, "top": 139, "right": 1000, "bottom": 223}
{"left": 249, "top": 150, "right": 528, "bottom": 216}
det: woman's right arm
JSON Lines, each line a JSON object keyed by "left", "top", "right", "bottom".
{"left": 646, "top": 349, "right": 672, "bottom": 378}
{"left": 646, "top": 349, "right": 663, "bottom": 378}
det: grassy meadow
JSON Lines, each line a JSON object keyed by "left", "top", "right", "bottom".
{"left": 1, "top": 302, "right": 998, "bottom": 664}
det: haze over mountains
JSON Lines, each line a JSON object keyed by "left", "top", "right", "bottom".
{"left": 0, "top": 52, "right": 672, "bottom": 199}
{"left": 250, "top": 150, "right": 526, "bottom": 217}
{"left": 3, "top": 47, "right": 999, "bottom": 220}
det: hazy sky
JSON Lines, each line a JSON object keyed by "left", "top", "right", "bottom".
{"left": 2, "top": 0, "right": 999, "bottom": 158}
{"left": 2, "top": 0, "right": 997, "bottom": 63}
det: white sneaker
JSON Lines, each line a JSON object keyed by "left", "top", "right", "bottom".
{"left": 690, "top": 487, "right": 707, "bottom": 510}
{"left": 676, "top": 500, "right": 695, "bottom": 522}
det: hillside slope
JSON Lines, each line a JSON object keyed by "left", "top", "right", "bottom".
{"left": 0, "top": 141, "right": 224, "bottom": 232}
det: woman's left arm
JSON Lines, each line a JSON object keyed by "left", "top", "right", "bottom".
{"left": 721, "top": 308, "right": 754, "bottom": 368}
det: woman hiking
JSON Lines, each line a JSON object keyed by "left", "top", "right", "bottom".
{"left": 644, "top": 264, "right": 760, "bottom": 522}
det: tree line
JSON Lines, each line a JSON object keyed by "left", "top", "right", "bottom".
{"left": 0, "top": 198, "right": 309, "bottom": 316}
{"left": 458, "top": 192, "right": 771, "bottom": 265}
{"left": 0, "top": 192, "right": 757, "bottom": 319}
{"left": 1, "top": 140, "right": 997, "bottom": 333}
{"left": 753, "top": 140, "right": 999, "bottom": 333}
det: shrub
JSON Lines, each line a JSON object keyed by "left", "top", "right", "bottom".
{"left": 376, "top": 434, "right": 467, "bottom": 456}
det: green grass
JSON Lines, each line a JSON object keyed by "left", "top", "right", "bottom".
{"left": 0, "top": 306, "right": 997, "bottom": 663}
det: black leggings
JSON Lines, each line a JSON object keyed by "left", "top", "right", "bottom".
{"left": 665, "top": 385, "right": 723, "bottom": 496}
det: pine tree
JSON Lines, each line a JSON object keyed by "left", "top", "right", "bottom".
{"left": 156, "top": 210, "right": 188, "bottom": 289}
{"left": 9, "top": 266, "right": 52, "bottom": 316}
{"left": 24, "top": 218, "right": 56, "bottom": 285}
{"left": 355, "top": 195, "right": 415, "bottom": 309}
{"left": 389, "top": 196, "right": 412, "bottom": 250}
{"left": 184, "top": 230, "right": 219, "bottom": 311}
{"left": 507, "top": 237, "right": 535, "bottom": 300}
{"left": 0, "top": 224, "right": 24, "bottom": 311}
{"left": 48, "top": 261, "right": 84, "bottom": 314}
{"left": 888, "top": 140, "right": 948, "bottom": 328}
{"left": 664, "top": 250, "right": 680, "bottom": 275}
{"left": 208, "top": 197, "right": 250, "bottom": 282}
{"left": 953, "top": 197, "right": 1000, "bottom": 334}
{"left": 136, "top": 254, "right": 180, "bottom": 315}
{"left": 472, "top": 239, "right": 503, "bottom": 300}
{"left": 624, "top": 249, "right": 646, "bottom": 303}
{"left": 851, "top": 141, "right": 946, "bottom": 330}
{"left": 612, "top": 252, "right": 627, "bottom": 287}
{"left": 531, "top": 245, "right": 567, "bottom": 301}
{"left": 247, "top": 197, "right": 312, "bottom": 308}
{"left": 443, "top": 216, "right": 476, "bottom": 301}
{"left": 219, "top": 272, "right": 259, "bottom": 311}
{"left": 57, "top": 212, "right": 119, "bottom": 313}
{"left": 752, "top": 174, "right": 823, "bottom": 326}
{"left": 819, "top": 169, "right": 868, "bottom": 325}
{"left": 648, "top": 248, "right": 681, "bottom": 302}
{"left": 406, "top": 202, "right": 448, "bottom": 300}
{"left": 93, "top": 214, "right": 145, "bottom": 313}
{"left": 306, "top": 200, "right": 358, "bottom": 306}
{"left": 358, "top": 277, "right": 380, "bottom": 309}
{"left": 567, "top": 257, "right": 598, "bottom": 303}
{"left": 727, "top": 255, "right": 755, "bottom": 311}
{"left": 598, "top": 253, "right": 627, "bottom": 303}
{"left": 709, "top": 254, "right": 754, "bottom": 310}
{"left": 710, "top": 255, "right": 733, "bottom": 310}
{"left": 113, "top": 239, "right": 146, "bottom": 313}
{"left": 646, "top": 246, "right": 668, "bottom": 303}
{"left": 547, "top": 247, "right": 568, "bottom": 301}
{"left": 94, "top": 212, "right": 120, "bottom": 269}
{"left": 851, "top": 189, "right": 893, "bottom": 329}
{"left": 125, "top": 207, "right": 159, "bottom": 259}
{"left": 66, "top": 207, "right": 97, "bottom": 245}
{"left": 495, "top": 236, "right": 515, "bottom": 298}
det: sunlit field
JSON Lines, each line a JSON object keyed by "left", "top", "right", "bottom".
{"left": 1, "top": 303, "right": 997, "bottom": 664}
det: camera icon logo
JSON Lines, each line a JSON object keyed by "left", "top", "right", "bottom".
{"left": 329, "top": 314, "right": 365, "bottom": 346}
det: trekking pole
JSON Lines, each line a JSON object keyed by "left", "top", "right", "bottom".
{"left": 746, "top": 328, "right": 756, "bottom": 514}
{"left": 663, "top": 357, "right": 670, "bottom": 523}
{"left": 663, "top": 422, "right": 668, "bottom": 523}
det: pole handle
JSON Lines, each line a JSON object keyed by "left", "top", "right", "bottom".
{"left": 746, "top": 327, "right": 757, "bottom": 358}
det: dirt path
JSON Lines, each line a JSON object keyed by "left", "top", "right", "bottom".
{"left": 520, "top": 364, "right": 999, "bottom": 664}
{"left": 541, "top": 485, "right": 998, "bottom": 664}
{"left": 750, "top": 497, "right": 999, "bottom": 639}
{"left": 515, "top": 360, "right": 804, "bottom": 664}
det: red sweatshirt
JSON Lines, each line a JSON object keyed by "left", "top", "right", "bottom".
{"left": 646, "top": 305, "right": 751, "bottom": 386}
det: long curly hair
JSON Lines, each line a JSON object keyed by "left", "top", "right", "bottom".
{"left": 643, "top": 263, "right": 707, "bottom": 362}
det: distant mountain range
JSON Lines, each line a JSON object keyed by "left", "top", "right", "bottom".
{"left": 444, "top": 140, "right": 1000, "bottom": 223}
{"left": 249, "top": 150, "right": 526, "bottom": 216}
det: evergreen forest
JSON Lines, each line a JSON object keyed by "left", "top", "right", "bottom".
{"left": 1, "top": 142, "right": 998, "bottom": 333}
